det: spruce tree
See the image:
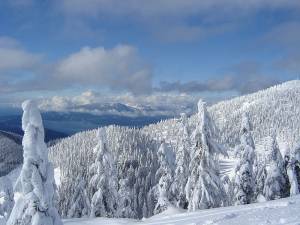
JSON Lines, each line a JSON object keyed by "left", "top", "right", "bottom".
{"left": 88, "top": 129, "right": 118, "bottom": 218}
{"left": 0, "top": 176, "right": 14, "bottom": 220}
{"left": 67, "top": 173, "right": 90, "bottom": 218}
{"left": 263, "top": 136, "right": 289, "bottom": 200}
{"left": 186, "top": 99, "right": 227, "bottom": 211}
{"left": 7, "top": 100, "right": 62, "bottom": 225}
{"left": 284, "top": 148, "right": 299, "bottom": 196}
{"left": 234, "top": 112, "right": 256, "bottom": 205}
{"left": 170, "top": 113, "right": 190, "bottom": 208}
{"left": 153, "top": 142, "right": 172, "bottom": 214}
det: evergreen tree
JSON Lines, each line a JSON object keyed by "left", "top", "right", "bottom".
{"left": 263, "top": 136, "right": 289, "bottom": 200}
{"left": 7, "top": 100, "right": 62, "bottom": 225}
{"left": 284, "top": 148, "right": 299, "bottom": 196}
{"left": 186, "top": 99, "right": 228, "bottom": 211}
{"left": 153, "top": 142, "right": 172, "bottom": 214}
{"left": 117, "top": 178, "right": 135, "bottom": 218}
{"left": 233, "top": 112, "right": 256, "bottom": 205}
{"left": 170, "top": 113, "right": 190, "bottom": 208}
{"left": 88, "top": 129, "right": 118, "bottom": 218}
{"left": 67, "top": 174, "right": 90, "bottom": 218}
{"left": 0, "top": 176, "right": 14, "bottom": 220}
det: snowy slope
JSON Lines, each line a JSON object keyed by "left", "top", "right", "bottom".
{"left": 63, "top": 196, "right": 300, "bottom": 225}
{"left": 144, "top": 80, "right": 300, "bottom": 150}
{"left": 0, "top": 131, "right": 22, "bottom": 176}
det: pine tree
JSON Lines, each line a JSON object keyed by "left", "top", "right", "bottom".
{"left": 263, "top": 136, "right": 289, "bottom": 200}
{"left": 291, "top": 143, "right": 300, "bottom": 193}
{"left": 153, "top": 142, "right": 172, "bottom": 214}
{"left": 88, "top": 129, "right": 118, "bottom": 218}
{"left": 284, "top": 148, "right": 299, "bottom": 196}
{"left": 67, "top": 174, "right": 90, "bottom": 218}
{"left": 186, "top": 99, "right": 228, "bottom": 211}
{"left": 170, "top": 113, "right": 190, "bottom": 208}
{"left": 0, "top": 176, "right": 14, "bottom": 220}
{"left": 117, "top": 178, "right": 135, "bottom": 218}
{"left": 233, "top": 112, "right": 256, "bottom": 205}
{"left": 7, "top": 100, "right": 62, "bottom": 225}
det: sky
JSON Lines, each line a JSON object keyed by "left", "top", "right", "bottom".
{"left": 0, "top": 0, "right": 300, "bottom": 114}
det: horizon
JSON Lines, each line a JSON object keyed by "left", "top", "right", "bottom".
{"left": 0, "top": 1, "right": 300, "bottom": 116}
{"left": 0, "top": 78, "right": 298, "bottom": 118}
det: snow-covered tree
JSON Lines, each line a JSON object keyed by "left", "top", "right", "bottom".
{"left": 67, "top": 174, "right": 90, "bottom": 218}
{"left": 233, "top": 112, "right": 256, "bottom": 205}
{"left": 186, "top": 99, "right": 228, "bottom": 211}
{"left": 88, "top": 129, "right": 118, "bottom": 218}
{"left": 170, "top": 113, "right": 190, "bottom": 208}
{"left": 117, "top": 178, "right": 135, "bottom": 218}
{"left": 0, "top": 176, "right": 14, "bottom": 219}
{"left": 284, "top": 148, "right": 300, "bottom": 196}
{"left": 222, "top": 175, "right": 234, "bottom": 205}
{"left": 153, "top": 142, "right": 172, "bottom": 214}
{"left": 7, "top": 100, "right": 62, "bottom": 225}
{"left": 263, "top": 136, "right": 289, "bottom": 200}
{"left": 291, "top": 143, "right": 300, "bottom": 192}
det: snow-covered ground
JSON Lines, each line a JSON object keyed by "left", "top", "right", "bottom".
{"left": 3, "top": 191, "right": 300, "bottom": 225}
{"left": 62, "top": 196, "right": 300, "bottom": 225}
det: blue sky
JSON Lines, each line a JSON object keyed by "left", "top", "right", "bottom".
{"left": 0, "top": 0, "right": 300, "bottom": 112}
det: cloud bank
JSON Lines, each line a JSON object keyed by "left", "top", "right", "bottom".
{"left": 0, "top": 39, "right": 152, "bottom": 94}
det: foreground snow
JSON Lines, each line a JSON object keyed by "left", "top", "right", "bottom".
{"left": 63, "top": 196, "right": 300, "bottom": 225}
{"left": 2, "top": 167, "right": 300, "bottom": 224}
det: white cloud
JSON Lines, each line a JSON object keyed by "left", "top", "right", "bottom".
{"left": 0, "top": 37, "right": 41, "bottom": 71}
{"left": 38, "top": 91, "right": 199, "bottom": 116}
{"left": 55, "top": 45, "right": 152, "bottom": 94}
{"left": 0, "top": 41, "right": 153, "bottom": 95}
{"left": 61, "top": 0, "right": 300, "bottom": 18}
{"left": 59, "top": 0, "right": 300, "bottom": 42}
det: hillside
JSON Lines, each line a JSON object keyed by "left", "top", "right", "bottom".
{"left": 0, "top": 131, "right": 22, "bottom": 176}
{"left": 45, "top": 80, "right": 300, "bottom": 220}
{"left": 144, "top": 80, "right": 300, "bottom": 150}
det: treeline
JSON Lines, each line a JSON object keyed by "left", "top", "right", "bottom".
{"left": 48, "top": 98, "right": 300, "bottom": 219}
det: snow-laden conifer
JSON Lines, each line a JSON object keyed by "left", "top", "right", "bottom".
{"left": 170, "top": 113, "right": 190, "bottom": 208}
{"left": 284, "top": 148, "right": 300, "bottom": 196}
{"left": 186, "top": 99, "right": 228, "bottom": 211}
{"left": 153, "top": 142, "right": 172, "bottom": 214}
{"left": 7, "top": 100, "right": 62, "bottom": 225}
{"left": 67, "top": 173, "right": 90, "bottom": 218}
{"left": 233, "top": 112, "right": 256, "bottom": 205}
{"left": 0, "top": 176, "right": 14, "bottom": 219}
{"left": 88, "top": 129, "right": 118, "bottom": 218}
{"left": 117, "top": 178, "right": 135, "bottom": 218}
{"left": 263, "top": 136, "right": 289, "bottom": 200}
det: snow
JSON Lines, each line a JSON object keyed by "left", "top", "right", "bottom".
{"left": 61, "top": 195, "right": 300, "bottom": 225}
{"left": 54, "top": 167, "right": 61, "bottom": 187}
{"left": 7, "top": 100, "right": 62, "bottom": 225}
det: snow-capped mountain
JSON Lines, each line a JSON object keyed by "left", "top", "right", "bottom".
{"left": 0, "top": 131, "right": 22, "bottom": 176}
